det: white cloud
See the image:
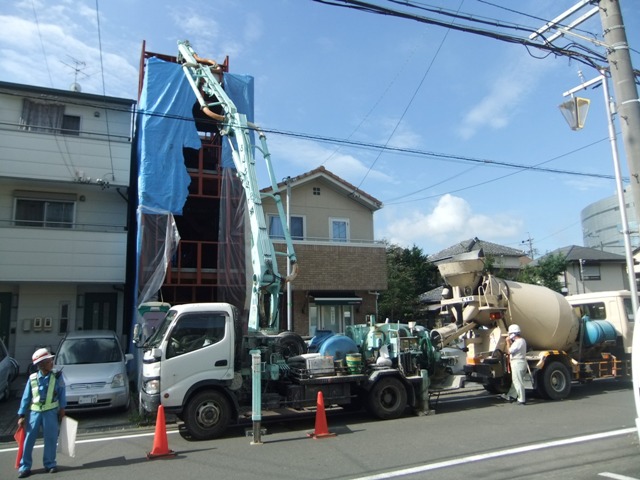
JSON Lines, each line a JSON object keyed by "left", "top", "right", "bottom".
{"left": 269, "top": 136, "right": 394, "bottom": 184}
{"left": 564, "top": 176, "right": 611, "bottom": 192}
{"left": 378, "top": 194, "right": 523, "bottom": 251}
{"left": 0, "top": 13, "right": 137, "bottom": 98}
{"left": 381, "top": 119, "right": 423, "bottom": 150}
{"left": 457, "top": 53, "right": 552, "bottom": 140}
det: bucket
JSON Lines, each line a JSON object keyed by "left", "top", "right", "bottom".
{"left": 345, "top": 353, "right": 362, "bottom": 374}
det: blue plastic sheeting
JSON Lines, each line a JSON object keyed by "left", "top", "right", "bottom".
{"left": 222, "top": 73, "right": 254, "bottom": 168}
{"left": 137, "top": 57, "right": 201, "bottom": 215}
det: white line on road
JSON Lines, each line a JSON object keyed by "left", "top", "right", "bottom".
{"left": 1, "top": 426, "right": 637, "bottom": 480}
{"left": 0, "top": 429, "right": 179, "bottom": 454}
{"left": 351, "top": 428, "right": 638, "bottom": 480}
{"left": 599, "top": 473, "right": 639, "bottom": 480}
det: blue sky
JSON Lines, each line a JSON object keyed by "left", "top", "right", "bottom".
{"left": 1, "top": 0, "right": 639, "bottom": 257}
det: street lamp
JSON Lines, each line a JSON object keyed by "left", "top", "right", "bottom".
{"left": 558, "top": 96, "right": 591, "bottom": 131}
{"left": 561, "top": 71, "right": 640, "bottom": 443}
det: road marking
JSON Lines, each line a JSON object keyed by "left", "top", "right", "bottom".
{"left": 599, "top": 473, "right": 639, "bottom": 480}
{"left": 351, "top": 428, "right": 638, "bottom": 480}
{"left": 0, "top": 429, "right": 179, "bottom": 454}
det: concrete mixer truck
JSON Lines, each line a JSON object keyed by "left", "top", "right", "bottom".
{"left": 435, "top": 250, "right": 634, "bottom": 400}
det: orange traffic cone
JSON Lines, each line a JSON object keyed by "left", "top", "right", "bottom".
{"left": 147, "top": 405, "right": 176, "bottom": 459}
{"left": 307, "top": 391, "right": 336, "bottom": 439}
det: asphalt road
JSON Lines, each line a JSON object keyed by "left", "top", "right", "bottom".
{"left": 1, "top": 380, "right": 639, "bottom": 479}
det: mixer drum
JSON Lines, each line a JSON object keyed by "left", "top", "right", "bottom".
{"left": 485, "top": 278, "right": 580, "bottom": 352}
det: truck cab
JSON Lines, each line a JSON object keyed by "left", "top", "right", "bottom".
{"left": 566, "top": 290, "right": 636, "bottom": 354}
{"left": 139, "top": 303, "right": 240, "bottom": 422}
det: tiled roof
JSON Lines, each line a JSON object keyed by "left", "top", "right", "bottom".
{"left": 418, "top": 286, "right": 444, "bottom": 304}
{"left": 428, "top": 237, "right": 526, "bottom": 264}
{"left": 260, "top": 166, "right": 382, "bottom": 210}
{"left": 535, "top": 245, "right": 626, "bottom": 264}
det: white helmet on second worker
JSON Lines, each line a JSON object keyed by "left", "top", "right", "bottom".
{"left": 508, "top": 324, "right": 521, "bottom": 335}
{"left": 32, "top": 348, "right": 54, "bottom": 364}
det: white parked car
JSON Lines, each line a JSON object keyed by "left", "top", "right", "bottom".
{"left": 55, "top": 330, "right": 133, "bottom": 412}
{"left": 0, "top": 337, "right": 19, "bottom": 402}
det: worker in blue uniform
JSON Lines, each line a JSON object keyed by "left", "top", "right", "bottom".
{"left": 17, "top": 348, "right": 66, "bottom": 478}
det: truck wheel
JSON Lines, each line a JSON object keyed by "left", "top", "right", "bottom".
{"left": 184, "top": 390, "right": 232, "bottom": 440}
{"left": 541, "top": 361, "right": 571, "bottom": 400}
{"left": 367, "top": 377, "right": 407, "bottom": 420}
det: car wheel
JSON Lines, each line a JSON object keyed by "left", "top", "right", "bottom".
{"left": 118, "top": 393, "right": 131, "bottom": 413}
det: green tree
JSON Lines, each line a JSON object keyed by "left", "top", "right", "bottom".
{"left": 483, "top": 254, "right": 519, "bottom": 280}
{"left": 516, "top": 253, "right": 567, "bottom": 292}
{"left": 378, "top": 243, "right": 438, "bottom": 321}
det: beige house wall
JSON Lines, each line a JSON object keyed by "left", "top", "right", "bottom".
{"left": 263, "top": 178, "right": 375, "bottom": 242}
{"left": 263, "top": 170, "right": 387, "bottom": 336}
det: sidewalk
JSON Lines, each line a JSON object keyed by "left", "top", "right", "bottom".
{"left": 0, "top": 375, "right": 170, "bottom": 444}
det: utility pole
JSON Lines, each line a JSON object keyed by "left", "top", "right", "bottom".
{"left": 599, "top": 0, "right": 640, "bottom": 227}
{"left": 599, "top": 0, "right": 640, "bottom": 448}
{"left": 530, "top": 1, "right": 640, "bottom": 444}
{"left": 521, "top": 233, "right": 534, "bottom": 259}
{"left": 285, "top": 176, "right": 292, "bottom": 332}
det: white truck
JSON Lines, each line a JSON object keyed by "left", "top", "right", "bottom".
{"left": 436, "top": 250, "right": 634, "bottom": 400}
{"left": 136, "top": 42, "right": 453, "bottom": 440}
{"left": 139, "top": 302, "right": 455, "bottom": 439}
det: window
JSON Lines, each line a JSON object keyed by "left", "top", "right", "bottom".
{"left": 580, "top": 263, "right": 601, "bottom": 281}
{"left": 21, "top": 99, "right": 64, "bottom": 133}
{"left": 624, "top": 298, "right": 636, "bottom": 322}
{"left": 61, "top": 115, "right": 81, "bottom": 136}
{"left": 166, "top": 313, "right": 226, "bottom": 359}
{"left": 59, "top": 302, "right": 70, "bottom": 334}
{"left": 268, "top": 215, "right": 304, "bottom": 240}
{"left": 20, "top": 99, "right": 80, "bottom": 135}
{"left": 14, "top": 194, "right": 75, "bottom": 228}
{"left": 330, "top": 218, "right": 349, "bottom": 242}
{"left": 577, "top": 302, "right": 607, "bottom": 320}
{"left": 313, "top": 187, "right": 321, "bottom": 196}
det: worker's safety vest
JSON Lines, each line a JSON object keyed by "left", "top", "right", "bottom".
{"left": 29, "top": 372, "right": 59, "bottom": 412}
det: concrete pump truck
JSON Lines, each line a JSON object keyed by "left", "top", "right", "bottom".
{"left": 137, "top": 42, "right": 451, "bottom": 440}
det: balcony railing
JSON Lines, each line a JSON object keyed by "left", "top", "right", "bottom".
{"left": 0, "top": 218, "right": 126, "bottom": 233}
{"left": 0, "top": 120, "right": 132, "bottom": 143}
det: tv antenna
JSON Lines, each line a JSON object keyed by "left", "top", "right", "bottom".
{"left": 61, "top": 55, "right": 88, "bottom": 92}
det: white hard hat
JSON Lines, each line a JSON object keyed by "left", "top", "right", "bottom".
{"left": 32, "top": 348, "right": 54, "bottom": 365}
{"left": 508, "top": 324, "right": 521, "bottom": 335}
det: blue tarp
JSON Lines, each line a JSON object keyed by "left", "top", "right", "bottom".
{"left": 222, "top": 73, "right": 254, "bottom": 168}
{"left": 137, "top": 57, "right": 201, "bottom": 215}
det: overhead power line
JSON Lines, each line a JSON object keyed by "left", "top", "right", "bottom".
{"left": 2, "top": 89, "right": 619, "bottom": 188}
{"left": 266, "top": 126, "right": 620, "bottom": 181}
{"left": 309, "top": 0, "right": 625, "bottom": 73}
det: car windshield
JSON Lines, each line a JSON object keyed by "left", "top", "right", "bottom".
{"left": 57, "top": 338, "right": 123, "bottom": 365}
{"left": 145, "top": 310, "right": 177, "bottom": 348}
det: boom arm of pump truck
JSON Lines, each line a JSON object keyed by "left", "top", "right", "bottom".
{"left": 177, "top": 40, "right": 298, "bottom": 333}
